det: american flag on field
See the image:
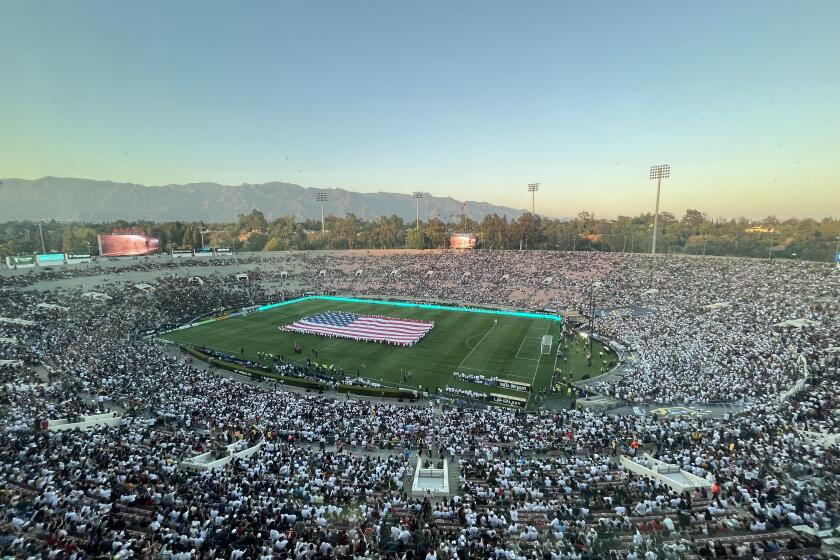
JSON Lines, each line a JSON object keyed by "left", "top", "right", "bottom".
{"left": 281, "top": 311, "right": 434, "bottom": 346}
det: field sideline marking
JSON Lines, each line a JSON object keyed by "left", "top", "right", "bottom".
{"left": 456, "top": 321, "right": 498, "bottom": 369}
{"left": 550, "top": 334, "right": 561, "bottom": 386}
{"left": 514, "top": 337, "right": 541, "bottom": 361}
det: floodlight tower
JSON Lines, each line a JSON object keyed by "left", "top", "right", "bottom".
{"left": 527, "top": 183, "right": 540, "bottom": 215}
{"left": 199, "top": 226, "right": 211, "bottom": 249}
{"left": 316, "top": 192, "right": 328, "bottom": 235}
{"left": 412, "top": 192, "right": 423, "bottom": 232}
{"left": 649, "top": 164, "right": 670, "bottom": 255}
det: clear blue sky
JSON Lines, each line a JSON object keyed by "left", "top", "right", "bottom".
{"left": 1, "top": 0, "right": 838, "bottom": 219}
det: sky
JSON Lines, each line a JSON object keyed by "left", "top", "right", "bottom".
{"left": 0, "top": 0, "right": 838, "bottom": 220}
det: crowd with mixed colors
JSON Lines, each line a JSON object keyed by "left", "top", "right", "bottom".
{"left": 0, "top": 249, "right": 837, "bottom": 559}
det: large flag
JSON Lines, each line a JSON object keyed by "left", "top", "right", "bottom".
{"left": 281, "top": 311, "right": 433, "bottom": 345}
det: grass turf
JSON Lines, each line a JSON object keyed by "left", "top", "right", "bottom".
{"left": 162, "top": 298, "right": 611, "bottom": 405}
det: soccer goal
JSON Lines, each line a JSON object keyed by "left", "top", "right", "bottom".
{"left": 541, "top": 335, "right": 552, "bottom": 355}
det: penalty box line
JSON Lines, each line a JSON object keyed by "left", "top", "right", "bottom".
{"left": 456, "top": 321, "right": 498, "bottom": 370}
{"left": 514, "top": 337, "right": 542, "bottom": 361}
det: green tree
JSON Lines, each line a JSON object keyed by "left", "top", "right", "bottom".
{"left": 243, "top": 232, "right": 268, "bottom": 252}
{"left": 480, "top": 214, "right": 508, "bottom": 249}
{"left": 407, "top": 228, "right": 426, "bottom": 249}
{"left": 377, "top": 215, "right": 405, "bottom": 248}
{"left": 238, "top": 209, "right": 268, "bottom": 233}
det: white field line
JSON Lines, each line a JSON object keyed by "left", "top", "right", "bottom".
{"left": 514, "top": 337, "right": 541, "bottom": 361}
{"left": 456, "top": 321, "right": 498, "bottom": 369}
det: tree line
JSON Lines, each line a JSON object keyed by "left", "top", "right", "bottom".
{"left": 1, "top": 208, "right": 838, "bottom": 262}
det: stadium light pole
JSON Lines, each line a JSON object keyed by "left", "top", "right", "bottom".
{"left": 199, "top": 227, "right": 210, "bottom": 249}
{"left": 38, "top": 223, "right": 46, "bottom": 254}
{"left": 316, "top": 192, "right": 328, "bottom": 235}
{"left": 528, "top": 183, "right": 540, "bottom": 214}
{"left": 835, "top": 236, "right": 840, "bottom": 266}
{"left": 412, "top": 192, "right": 423, "bottom": 232}
{"left": 649, "top": 164, "right": 670, "bottom": 255}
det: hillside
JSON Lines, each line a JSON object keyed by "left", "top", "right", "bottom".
{"left": 0, "top": 177, "right": 528, "bottom": 223}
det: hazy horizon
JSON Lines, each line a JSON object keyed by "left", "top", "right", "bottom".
{"left": 1, "top": 0, "right": 838, "bottom": 220}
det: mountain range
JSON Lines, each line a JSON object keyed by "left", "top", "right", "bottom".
{"left": 0, "top": 177, "right": 529, "bottom": 223}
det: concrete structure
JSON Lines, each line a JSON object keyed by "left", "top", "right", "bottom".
{"left": 0, "top": 359, "right": 24, "bottom": 367}
{"left": 621, "top": 453, "right": 712, "bottom": 493}
{"left": 411, "top": 458, "right": 449, "bottom": 495}
{"left": 180, "top": 440, "right": 263, "bottom": 471}
{"left": 81, "top": 291, "right": 111, "bottom": 301}
{"left": 36, "top": 302, "right": 69, "bottom": 312}
{"left": 0, "top": 317, "right": 36, "bottom": 326}
{"left": 48, "top": 412, "right": 123, "bottom": 432}
{"left": 773, "top": 318, "right": 821, "bottom": 329}
{"left": 3, "top": 382, "right": 48, "bottom": 392}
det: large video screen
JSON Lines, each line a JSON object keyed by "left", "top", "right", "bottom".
{"left": 450, "top": 234, "right": 477, "bottom": 249}
{"left": 98, "top": 234, "right": 160, "bottom": 257}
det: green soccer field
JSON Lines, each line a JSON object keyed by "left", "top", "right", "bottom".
{"left": 162, "top": 297, "right": 610, "bottom": 405}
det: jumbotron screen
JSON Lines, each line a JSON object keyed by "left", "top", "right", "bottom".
{"left": 98, "top": 234, "right": 160, "bottom": 257}
{"left": 450, "top": 233, "right": 477, "bottom": 249}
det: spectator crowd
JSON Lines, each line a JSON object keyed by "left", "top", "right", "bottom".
{"left": 0, "top": 249, "right": 837, "bottom": 559}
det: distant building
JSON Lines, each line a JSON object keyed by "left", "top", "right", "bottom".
{"left": 744, "top": 225, "right": 777, "bottom": 234}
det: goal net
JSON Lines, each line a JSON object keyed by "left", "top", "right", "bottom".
{"left": 541, "top": 335, "right": 552, "bottom": 355}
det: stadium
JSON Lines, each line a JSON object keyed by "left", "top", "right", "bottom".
{"left": 1, "top": 246, "right": 837, "bottom": 559}
{"left": 2, "top": 2, "right": 839, "bottom": 558}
